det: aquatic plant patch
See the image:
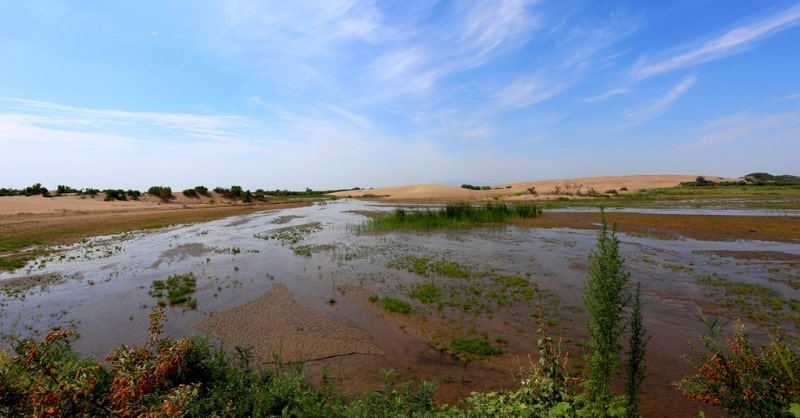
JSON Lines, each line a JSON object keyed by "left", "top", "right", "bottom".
{"left": 358, "top": 202, "right": 543, "bottom": 232}
{"left": 696, "top": 273, "right": 796, "bottom": 326}
{"left": 149, "top": 272, "right": 198, "bottom": 307}
{"left": 382, "top": 296, "right": 413, "bottom": 314}
{"left": 451, "top": 336, "right": 502, "bottom": 357}
{"left": 253, "top": 222, "right": 322, "bottom": 245}
{"left": 387, "top": 255, "right": 471, "bottom": 279}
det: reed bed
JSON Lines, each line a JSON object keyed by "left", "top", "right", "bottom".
{"left": 358, "top": 202, "right": 542, "bottom": 232}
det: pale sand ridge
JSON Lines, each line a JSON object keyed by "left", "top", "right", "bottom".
{"left": 330, "top": 174, "right": 728, "bottom": 202}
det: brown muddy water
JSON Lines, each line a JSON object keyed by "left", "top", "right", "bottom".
{"left": 2, "top": 200, "right": 799, "bottom": 416}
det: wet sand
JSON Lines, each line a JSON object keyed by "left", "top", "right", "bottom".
{"left": 195, "top": 283, "right": 384, "bottom": 363}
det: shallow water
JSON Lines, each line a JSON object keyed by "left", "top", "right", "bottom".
{"left": 2, "top": 199, "right": 799, "bottom": 415}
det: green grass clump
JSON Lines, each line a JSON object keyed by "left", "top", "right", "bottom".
{"left": 0, "top": 256, "right": 31, "bottom": 272}
{"left": 254, "top": 223, "right": 322, "bottom": 245}
{"left": 451, "top": 337, "right": 502, "bottom": 357}
{"left": 149, "top": 272, "right": 197, "bottom": 306}
{"left": 411, "top": 283, "right": 443, "bottom": 306}
{"left": 292, "top": 245, "right": 312, "bottom": 257}
{"left": 382, "top": 296, "right": 412, "bottom": 314}
{"left": 359, "top": 202, "right": 542, "bottom": 232}
{"left": 387, "top": 256, "right": 470, "bottom": 279}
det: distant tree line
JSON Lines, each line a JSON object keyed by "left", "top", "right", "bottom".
{"left": 460, "top": 184, "right": 492, "bottom": 190}
{"left": 1, "top": 182, "right": 364, "bottom": 201}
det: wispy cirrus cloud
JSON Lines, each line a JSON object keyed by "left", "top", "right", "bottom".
{"left": 625, "top": 76, "right": 696, "bottom": 125}
{"left": 217, "top": 0, "right": 386, "bottom": 52}
{"left": 456, "top": 0, "right": 537, "bottom": 64}
{"left": 1, "top": 98, "right": 258, "bottom": 143}
{"left": 582, "top": 88, "right": 631, "bottom": 103}
{"left": 682, "top": 110, "right": 800, "bottom": 150}
{"left": 632, "top": 5, "right": 800, "bottom": 79}
{"left": 495, "top": 75, "right": 566, "bottom": 110}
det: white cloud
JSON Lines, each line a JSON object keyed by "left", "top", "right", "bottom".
{"left": 457, "top": 0, "right": 537, "bottom": 63}
{"left": 1, "top": 98, "right": 258, "bottom": 143}
{"left": 582, "top": 88, "right": 630, "bottom": 103}
{"left": 683, "top": 111, "right": 800, "bottom": 150}
{"left": 368, "top": 47, "right": 443, "bottom": 95}
{"left": 495, "top": 75, "right": 565, "bottom": 110}
{"left": 626, "top": 75, "right": 696, "bottom": 124}
{"left": 218, "top": 0, "right": 385, "bottom": 50}
{"left": 632, "top": 5, "right": 800, "bottom": 79}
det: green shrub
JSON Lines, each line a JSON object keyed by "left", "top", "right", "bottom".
{"left": 104, "top": 189, "right": 128, "bottom": 201}
{"left": 582, "top": 209, "right": 647, "bottom": 416}
{"left": 56, "top": 185, "right": 78, "bottom": 194}
{"left": 147, "top": 186, "right": 173, "bottom": 201}
{"left": 183, "top": 188, "right": 199, "bottom": 198}
{"left": 676, "top": 312, "right": 800, "bottom": 417}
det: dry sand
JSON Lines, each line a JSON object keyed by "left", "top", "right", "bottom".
{"left": 330, "top": 174, "right": 724, "bottom": 202}
{"left": 0, "top": 192, "right": 234, "bottom": 216}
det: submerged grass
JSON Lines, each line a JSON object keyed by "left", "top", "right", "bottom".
{"left": 696, "top": 273, "right": 798, "bottom": 325}
{"left": 451, "top": 336, "right": 503, "bottom": 357}
{"left": 149, "top": 272, "right": 198, "bottom": 307}
{"left": 383, "top": 296, "right": 413, "bottom": 313}
{"left": 358, "top": 202, "right": 542, "bottom": 232}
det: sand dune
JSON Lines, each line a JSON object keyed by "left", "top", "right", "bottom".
{"left": 330, "top": 174, "right": 726, "bottom": 202}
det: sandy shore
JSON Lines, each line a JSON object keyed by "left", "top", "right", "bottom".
{"left": 195, "top": 283, "right": 384, "bottom": 364}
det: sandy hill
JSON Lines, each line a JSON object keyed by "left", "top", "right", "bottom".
{"left": 0, "top": 191, "right": 244, "bottom": 216}
{"left": 330, "top": 174, "right": 727, "bottom": 202}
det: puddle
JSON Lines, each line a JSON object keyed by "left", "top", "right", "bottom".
{"left": 1, "top": 199, "right": 798, "bottom": 414}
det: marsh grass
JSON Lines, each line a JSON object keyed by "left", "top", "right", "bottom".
{"left": 388, "top": 255, "right": 471, "bottom": 279}
{"left": 358, "top": 202, "right": 542, "bottom": 232}
{"left": 383, "top": 296, "right": 412, "bottom": 314}
{"left": 412, "top": 283, "right": 443, "bottom": 306}
{"left": 696, "top": 273, "right": 797, "bottom": 325}
{"left": 149, "top": 272, "right": 197, "bottom": 306}
{"left": 451, "top": 336, "right": 502, "bottom": 357}
{"left": 0, "top": 236, "right": 45, "bottom": 272}
{"left": 254, "top": 223, "right": 322, "bottom": 245}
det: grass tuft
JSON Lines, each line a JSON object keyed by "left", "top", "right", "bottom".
{"left": 358, "top": 202, "right": 542, "bottom": 232}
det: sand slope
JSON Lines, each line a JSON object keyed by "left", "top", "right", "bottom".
{"left": 0, "top": 192, "right": 241, "bottom": 216}
{"left": 330, "top": 174, "right": 725, "bottom": 202}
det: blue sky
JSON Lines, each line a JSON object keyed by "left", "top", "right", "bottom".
{"left": 1, "top": 1, "right": 799, "bottom": 191}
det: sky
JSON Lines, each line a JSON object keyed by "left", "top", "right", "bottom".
{"left": 1, "top": 1, "right": 799, "bottom": 191}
